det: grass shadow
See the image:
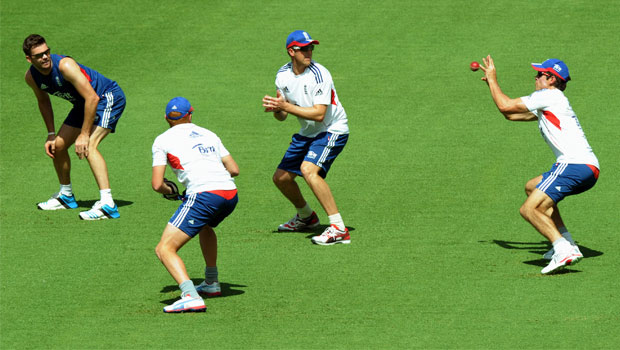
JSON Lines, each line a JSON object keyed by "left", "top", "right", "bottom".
{"left": 76, "top": 199, "right": 133, "bottom": 209}
{"left": 160, "top": 280, "right": 247, "bottom": 304}
{"left": 486, "top": 239, "right": 603, "bottom": 272}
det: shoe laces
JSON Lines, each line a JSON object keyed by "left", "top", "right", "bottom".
{"left": 321, "top": 225, "right": 340, "bottom": 238}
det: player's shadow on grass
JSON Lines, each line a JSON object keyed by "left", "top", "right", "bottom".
{"left": 270, "top": 225, "right": 356, "bottom": 237}
{"left": 159, "top": 280, "right": 246, "bottom": 304}
{"left": 489, "top": 239, "right": 603, "bottom": 269}
{"left": 76, "top": 199, "right": 133, "bottom": 208}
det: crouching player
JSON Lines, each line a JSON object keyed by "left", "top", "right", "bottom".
{"left": 152, "top": 97, "right": 239, "bottom": 313}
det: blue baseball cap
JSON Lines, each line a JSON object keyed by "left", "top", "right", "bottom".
{"left": 165, "top": 97, "right": 193, "bottom": 120}
{"left": 531, "top": 58, "right": 571, "bottom": 81}
{"left": 286, "top": 30, "right": 320, "bottom": 48}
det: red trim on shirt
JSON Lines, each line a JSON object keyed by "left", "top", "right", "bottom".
{"left": 543, "top": 110, "right": 561, "bottom": 130}
{"left": 80, "top": 67, "right": 92, "bottom": 82}
{"left": 167, "top": 153, "right": 184, "bottom": 170}
{"left": 586, "top": 165, "right": 600, "bottom": 179}
{"left": 208, "top": 189, "right": 238, "bottom": 200}
{"left": 331, "top": 89, "right": 336, "bottom": 105}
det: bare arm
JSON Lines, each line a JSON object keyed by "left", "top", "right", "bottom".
{"left": 58, "top": 57, "right": 100, "bottom": 159}
{"left": 263, "top": 90, "right": 327, "bottom": 122}
{"left": 151, "top": 165, "right": 177, "bottom": 195}
{"left": 221, "top": 155, "right": 239, "bottom": 177}
{"left": 480, "top": 55, "right": 538, "bottom": 122}
{"left": 25, "top": 70, "right": 58, "bottom": 158}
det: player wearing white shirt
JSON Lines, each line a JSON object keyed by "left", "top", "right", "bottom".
{"left": 263, "top": 30, "right": 350, "bottom": 246}
{"left": 480, "top": 56, "right": 599, "bottom": 275}
{"left": 152, "top": 97, "right": 239, "bottom": 313}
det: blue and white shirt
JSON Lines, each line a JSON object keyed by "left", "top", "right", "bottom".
{"left": 275, "top": 60, "right": 349, "bottom": 137}
{"left": 29, "top": 54, "right": 117, "bottom": 105}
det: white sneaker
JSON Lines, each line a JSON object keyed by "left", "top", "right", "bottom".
{"left": 311, "top": 225, "right": 351, "bottom": 245}
{"left": 37, "top": 193, "right": 78, "bottom": 210}
{"left": 163, "top": 294, "right": 206, "bottom": 313}
{"left": 278, "top": 212, "right": 320, "bottom": 231}
{"left": 196, "top": 281, "right": 221, "bottom": 297}
{"left": 543, "top": 245, "right": 582, "bottom": 261}
{"left": 541, "top": 249, "right": 583, "bottom": 274}
{"left": 79, "top": 201, "right": 120, "bottom": 220}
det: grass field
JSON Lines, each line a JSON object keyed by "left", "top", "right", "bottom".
{"left": 2, "top": 0, "right": 620, "bottom": 348}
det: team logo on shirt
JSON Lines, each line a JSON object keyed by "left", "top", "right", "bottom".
{"left": 315, "top": 89, "right": 323, "bottom": 96}
{"left": 40, "top": 83, "right": 48, "bottom": 90}
{"left": 193, "top": 143, "right": 215, "bottom": 154}
{"left": 283, "top": 87, "right": 290, "bottom": 93}
{"left": 189, "top": 131, "right": 202, "bottom": 138}
{"left": 307, "top": 151, "right": 317, "bottom": 159}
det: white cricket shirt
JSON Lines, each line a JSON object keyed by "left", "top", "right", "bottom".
{"left": 152, "top": 123, "right": 236, "bottom": 194}
{"left": 521, "top": 88, "right": 599, "bottom": 168}
{"left": 275, "top": 61, "right": 349, "bottom": 137}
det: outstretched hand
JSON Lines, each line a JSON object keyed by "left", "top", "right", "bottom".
{"left": 479, "top": 55, "right": 497, "bottom": 84}
{"left": 262, "top": 90, "right": 286, "bottom": 112}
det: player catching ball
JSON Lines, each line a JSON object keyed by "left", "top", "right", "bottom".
{"left": 480, "top": 55, "right": 600, "bottom": 274}
{"left": 262, "top": 30, "right": 351, "bottom": 245}
{"left": 152, "top": 97, "right": 239, "bottom": 313}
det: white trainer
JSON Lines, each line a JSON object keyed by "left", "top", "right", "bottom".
{"left": 541, "top": 249, "right": 583, "bottom": 274}
{"left": 79, "top": 201, "right": 120, "bottom": 220}
{"left": 37, "top": 193, "right": 78, "bottom": 210}
{"left": 163, "top": 294, "right": 206, "bottom": 313}
{"left": 196, "top": 281, "right": 221, "bottom": 297}
{"left": 278, "top": 212, "right": 319, "bottom": 232}
{"left": 543, "top": 245, "right": 582, "bottom": 261}
{"left": 311, "top": 225, "right": 351, "bottom": 245}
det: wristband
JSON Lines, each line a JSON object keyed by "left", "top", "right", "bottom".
{"left": 48, "top": 132, "right": 56, "bottom": 135}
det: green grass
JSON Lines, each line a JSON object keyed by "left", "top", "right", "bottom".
{"left": 2, "top": 0, "right": 620, "bottom": 348}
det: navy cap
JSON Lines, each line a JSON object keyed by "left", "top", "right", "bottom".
{"left": 532, "top": 59, "right": 571, "bottom": 81}
{"left": 286, "top": 30, "right": 320, "bottom": 48}
{"left": 165, "top": 97, "right": 193, "bottom": 120}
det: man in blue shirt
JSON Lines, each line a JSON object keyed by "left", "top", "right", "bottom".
{"left": 23, "top": 34, "right": 126, "bottom": 220}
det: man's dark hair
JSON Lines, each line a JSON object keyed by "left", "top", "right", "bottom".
{"left": 551, "top": 74, "right": 570, "bottom": 91}
{"left": 23, "top": 34, "right": 46, "bottom": 56}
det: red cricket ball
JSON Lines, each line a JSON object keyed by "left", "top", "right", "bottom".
{"left": 470, "top": 61, "right": 480, "bottom": 71}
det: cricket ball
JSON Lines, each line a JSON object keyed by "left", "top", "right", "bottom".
{"left": 470, "top": 61, "right": 480, "bottom": 71}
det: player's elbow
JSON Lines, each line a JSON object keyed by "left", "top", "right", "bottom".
{"left": 227, "top": 165, "right": 240, "bottom": 177}
{"left": 151, "top": 180, "right": 163, "bottom": 192}
{"left": 502, "top": 112, "right": 517, "bottom": 121}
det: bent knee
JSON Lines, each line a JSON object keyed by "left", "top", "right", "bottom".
{"left": 300, "top": 163, "right": 320, "bottom": 178}
{"left": 273, "top": 169, "right": 294, "bottom": 185}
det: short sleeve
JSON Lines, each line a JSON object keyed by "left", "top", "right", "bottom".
{"left": 152, "top": 137, "right": 168, "bottom": 167}
{"left": 521, "top": 89, "right": 551, "bottom": 112}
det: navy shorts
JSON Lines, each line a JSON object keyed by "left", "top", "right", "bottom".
{"left": 64, "top": 82, "right": 126, "bottom": 133}
{"left": 536, "top": 163, "right": 599, "bottom": 203}
{"left": 278, "top": 132, "right": 348, "bottom": 178}
{"left": 169, "top": 190, "right": 238, "bottom": 238}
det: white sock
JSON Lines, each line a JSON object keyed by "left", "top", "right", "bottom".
{"left": 552, "top": 237, "right": 572, "bottom": 255}
{"left": 100, "top": 189, "right": 114, "bottom": 206}
{"left": 328, "top": 213, "right": 345, "bottom": 231}
{"left": 59, "top": 184, "right": 73, "bottom": 196}
{"left": 296, "top": 203, "right": 313, "bottom": 219}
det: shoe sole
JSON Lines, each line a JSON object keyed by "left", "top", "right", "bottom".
{"left": 197, "top": 291, "right": 221, "bottom": 297}
{"left": 542, "top": 255, "right": 583, "bottom": 274}
{"left": 163, "top": 306, "right": 206, "bottom": 313}
{"left": 312, "top": 239, "right": 351, "bottom": 246}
